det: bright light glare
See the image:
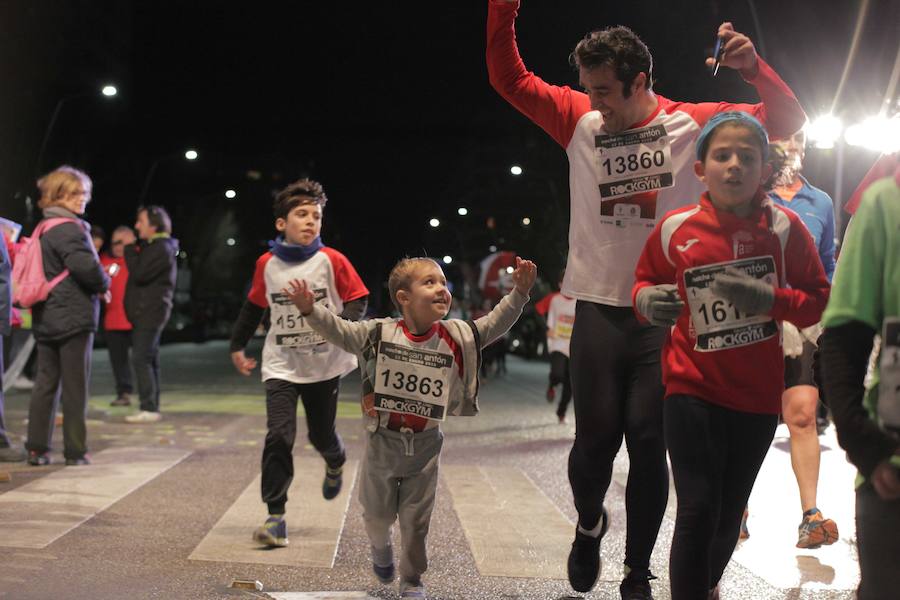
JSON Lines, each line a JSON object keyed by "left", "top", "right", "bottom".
{"left": 101, "top": 85, "right": 118, "bottom": 97}
{"left": 505, "top": 266, "right": 514, "bottom": 274}
{"left": 184, "top": 149, "right": 199, "bottom": 160}
{"left": 429, "top": 218, "right": 440, "bottom": 228}
{"left": 807, "top": 115, "right": 843, "bottom": 149}
{"left": 522, "top": 217, "right": 531, "bottom": 225}
{"left": 844, "top": 115, "right": 900, "bottom": 153}
{"left": 457, "top": 207, "right": 468, "bottom": 216}
{"left": 510, "top": 165, "right": 523, "bottom": 176}
{"left": 225, "top": 189, "right": 237, "bottom": 199}
{"left": 226, "top": 238, "right": 236, "bottom": 246}
{"left": 442, "top": 255, "right": 453, "bottom": 264}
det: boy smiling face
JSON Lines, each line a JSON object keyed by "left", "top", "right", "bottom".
{"left": 396, "top": 261, "right": 453, "bottom": 330}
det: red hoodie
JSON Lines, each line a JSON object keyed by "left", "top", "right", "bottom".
{"left": 633, "top": 192, "right": 829, "bottom": 414}
{"left": 100, "top": 253, "right": 132, "bottom": 331}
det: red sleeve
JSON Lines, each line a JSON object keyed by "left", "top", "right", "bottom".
{"left": 247, "top": 252, "right": 273, "bottom": 308}
{"left": 534, "top": 292, "right": 556, "bottom": 316}
{"left": 664, "top": 59, "right": 806, "bottom": 139}
{"left": 632, "top": 220, "right": 678, "bottom": 322}
{"left": 321, "top": 247, "right": 369, "bottom": 303}
{"left": 769, "top": 212, "right": 830, "bottom": 327}
{"left": 486, "top": 0, "right": 591, "bottom": 148}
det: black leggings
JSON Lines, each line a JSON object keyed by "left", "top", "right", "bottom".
{"left": 262, "top": 376, "right": 346, "bottom": 514}
{"left": 568, "top": 301, "right": 668, "bottom": 571}
{"left": 665, "top": 395, "right": 777, "bottom": 599}
{"left": 549, "top": 351, "right": 572, "bottom": 418}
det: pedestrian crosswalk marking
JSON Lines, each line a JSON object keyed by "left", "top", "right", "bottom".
{"left": 189, "top": 458, "right": 358, "bottom": 568}
{"left": 442, "top": 465, "right": 572, "bottom": 580}
{"left": 267, "top": 594, "right": 377, "bottom": 599}
{"left": 0, "top": 446, "right": 190, "bottom": 549}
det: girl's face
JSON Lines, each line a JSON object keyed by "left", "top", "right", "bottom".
{"left": 694, "top": 124, "right": 772, "bottom": 217}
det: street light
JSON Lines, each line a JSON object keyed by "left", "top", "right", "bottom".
{"left": 225, "top": 189, "right": 237, "bottom": 199}
{"left": 429, "top": 218, "right": 440, "bottom": 228}
{"left": 510, "top": 165, "right": 523, "bottom": 176}
{"left": 807, "top": 114, "right": 843, "bottom": 149}
{"left": 443, "top": 255, "right": 453, "bottom": 264}
{"left": 139, "top": 149, "right": 200, "bottom": 204}
{"left": 522, "top": 217, "right": 531, "bottom": 225}
{"left": 457, "top": 207, "right": 468, "bottom": 216}
{"left": 35, "top": 83, "right": 119, "bottom": 176}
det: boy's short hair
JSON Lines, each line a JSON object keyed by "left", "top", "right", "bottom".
{"left": 569, "top": 25, "right": 654, "bottom": 97}
{"left": 695, "top": 111, "right": 769, "bottom": 161}
{"left": 273, "top": 178, "right": 328, "bottom": 220}
{"left": 387, "top": 257, "right": 441, "bottom": 314}
{"left": 138, "top": 205, "right": 172, "bottom": 234}
{"left": 37, "top": 165, "right": 92, "bottom": 209}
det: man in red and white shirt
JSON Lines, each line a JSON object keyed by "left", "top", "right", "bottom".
{"left": 486, "top": 1, "right": 806, "bottom": 595}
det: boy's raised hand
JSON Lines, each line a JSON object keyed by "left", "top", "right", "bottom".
{"left": 282, "top": 278, "right": 316, "bottom": 315}
{"left": 230, "top": 350, "right": 257, "bottom": 376}
{"left": 512, "top": 256, "right": 537, "bottom": 295}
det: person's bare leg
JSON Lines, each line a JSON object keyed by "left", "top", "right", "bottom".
{"left": 782, "top": 385, "right": 820, "bottom": 512}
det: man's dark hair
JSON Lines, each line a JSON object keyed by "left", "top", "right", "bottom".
{"left": 273, "top": 178, "right": 328, "bottom": 220}
{"left": 91, "top": 224, "right": 106, "bottom": 242}
{"left": 569, "top": 26, "right": 654, "bottom": 98}
{"left": 138, "top": 205, "right": 172, "bottom": 234}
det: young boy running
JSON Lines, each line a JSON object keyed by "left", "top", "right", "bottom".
{"left": 229, "top": 178, "right": 369, "bottom": 547}
{"left": 283, "top": 255, "right": 536, "bottom": 600}
{"left": 632, "top": 112, "right": 829, "bottom": 599}
{"left": 535, "top": 275, "right": 576, "bottom": 423}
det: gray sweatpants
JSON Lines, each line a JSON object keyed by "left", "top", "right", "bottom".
{"left": 359, "top": 426, "right": 443, "bottom": 583}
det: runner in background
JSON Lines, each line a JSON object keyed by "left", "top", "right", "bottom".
{"left": 535, "top": 272, "right": 576, "bottom": 423}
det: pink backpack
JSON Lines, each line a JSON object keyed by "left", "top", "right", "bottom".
{"left": 12, "top": 218, "right": 76, "bottom": 308}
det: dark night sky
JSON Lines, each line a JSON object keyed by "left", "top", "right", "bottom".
{"left": 1, "top": 1, "right": 898, "bottom": 314}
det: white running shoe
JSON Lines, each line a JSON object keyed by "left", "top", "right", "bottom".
{"left": 125, "top": 410, "right": 162, "bottom": 423}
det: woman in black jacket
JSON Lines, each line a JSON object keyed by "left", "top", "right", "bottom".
{"left": 25, "top": 166, "right": 110, "bottom": 466}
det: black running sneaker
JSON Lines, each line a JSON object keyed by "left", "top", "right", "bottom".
{"left": 620, "top": 568, "right": 657, "bottom": 600}
{"left": 567, "top": 507, "right": 609, "bottom": 593}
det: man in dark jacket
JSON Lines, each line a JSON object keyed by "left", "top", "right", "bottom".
{"left": 124, "top": 205, "right": 178, "bottom": 423}
{"left": 26, "top": 166, "right": 110, "bottom": 466}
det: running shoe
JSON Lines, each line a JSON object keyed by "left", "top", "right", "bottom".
{"left": 567, "top": 507, "right": 609, "bottom": 593}
{"left": 371, "top": 543, "right": 395, "bottom": 584}
{"left": 27, "top": 451, "right": 50, "bottom": 466}
{"left": 796, "top": 508, "right": 839, "bottom": 549}
{"left": 110, "top": 393, "right": 132, "bottom": 407}
{"left": 322, "top": 465, "right": 343, "bottom": 500}
{"left": 739, "top": 507, "right": 750, "bottom": 540}
{"left": 399, "top": 579, "right": 426, "bottom": 599}
{"left": 65, "top": 455, "right": 91, "bottom": 466}
{"left": 125, "top": 410, "right": 161, "bottom": 423}
{"left": 619, "top": 568, "right": 657, "bottom": 599}
{"left": 253, "top": 516, "right": 288, "bottom": 547}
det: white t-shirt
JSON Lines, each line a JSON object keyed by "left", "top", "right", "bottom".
{"left": 247, "top": 247, "right": 368, "bottom": 384}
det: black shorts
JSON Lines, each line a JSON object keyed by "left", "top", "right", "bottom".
{"left": 784, "top": 339, "right": 817, "bottom": 389}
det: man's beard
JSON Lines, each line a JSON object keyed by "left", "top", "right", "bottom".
{"left": 775, "top": 154, "right": 802, "bottom": 187}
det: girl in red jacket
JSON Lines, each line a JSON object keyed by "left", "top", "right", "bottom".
{"left": 632, "top": 112, "right": 829, "bottom": 600}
